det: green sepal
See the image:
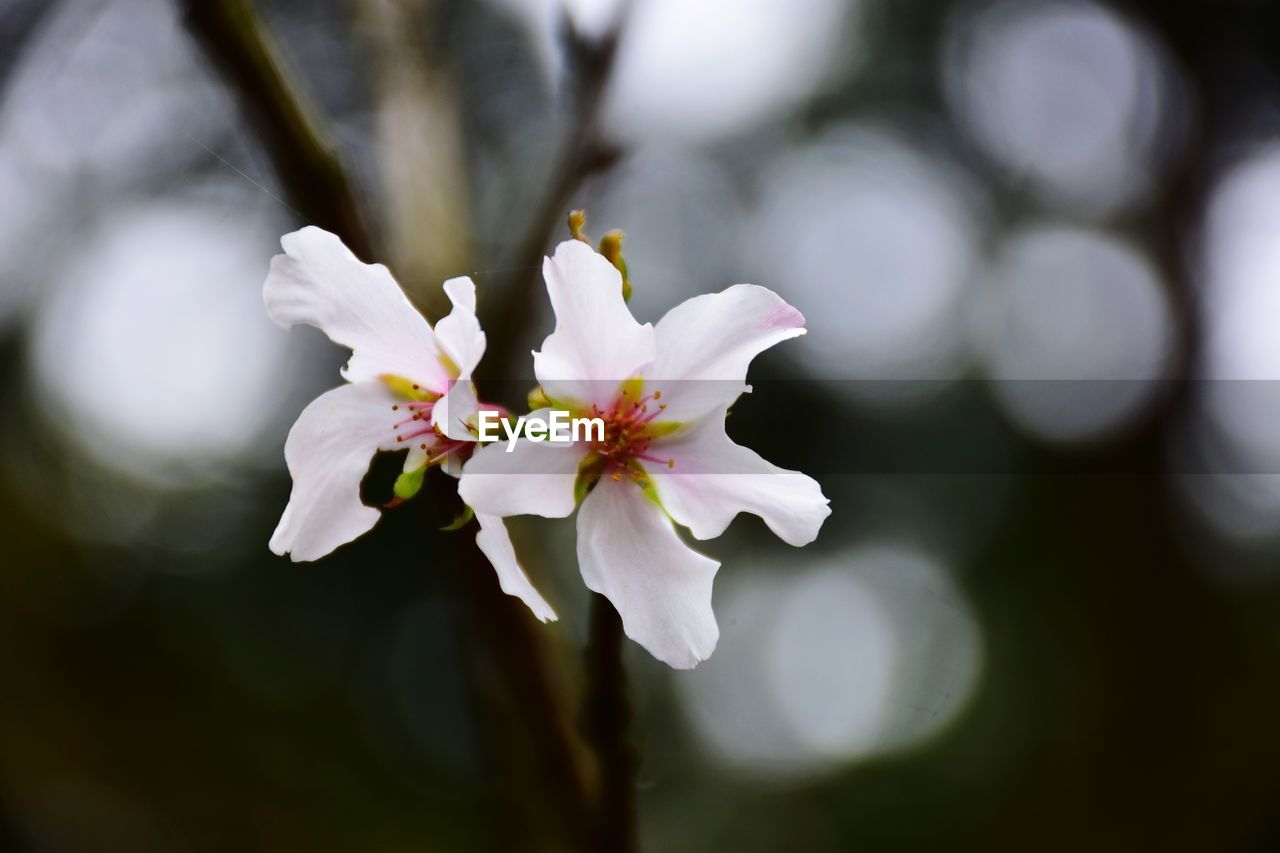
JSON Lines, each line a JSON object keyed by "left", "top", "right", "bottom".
{"left": 441, "top": 504, "right": 475, "bottom": 532}
{"left": 393, "top": 465, "right": 426, "bottom": 501}
{"left": 527, "top": 385, "right": 552, "bottom": 410}
{"left": 379, "top": 374, "right": 437, "bottom": 402}
{"left": 574, "top": 454, "right": 606, "bottom": 505}
{"left": 640, "top": 477, "right": 665, "bottom": 509}
{"left": 598, "top": 230, "right": 631, "bottom": 302}
{"left": 644, "top": 420, "right": 682, "bottom": 439}
{"left": 616, "top": 376, "right": 645, "bottom": 403}
{"left": 568, "top": 210, "right": 589, "bottom": 242}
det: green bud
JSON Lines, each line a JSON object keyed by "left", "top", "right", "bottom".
{"left": 598, "top": 229, "right": 631, "bottom": 301}
{"left": 568, "top": 209, "right": 589, "bottom": 243}
{"left": 574, "top": 454, "right": 606, "bottom": 505}
{"left": 393, "top": 465, "right": 426, "bottom": 501}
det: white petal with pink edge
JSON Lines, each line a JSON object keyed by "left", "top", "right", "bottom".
{"left": 646, "top": 409, "right": 831, "bottom": 546}
{"left": 648, "top": 284, "right": 806, "bottom": 422}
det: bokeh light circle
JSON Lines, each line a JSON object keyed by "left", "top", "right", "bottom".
{"left": 578, "top": 147, "right": 745, "bottom": 322}
{"left": 492, "top": 0, "right": 855, "bottom": 143}
{"left": 749, "top": 125, "right": 983, "bottom": 396}
{"left": 980, "top": 225, "right": 1174, "bottom": 443}
{"left": 30, "top": 200, "right": 294, "bottom": 484}
{"left": 1176, "top": 144, "right": 1280, "bottom": 544}
{"left": 943, "top": 0, "right": 1183, "bottom": 216}
{"left": 675, "top": 545, "right": 984, "bottom": 781}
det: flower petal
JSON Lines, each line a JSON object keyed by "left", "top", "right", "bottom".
{"left": 440, "top": 452, "right": 465, "bottom": 478}
{"left": 432, "top": 378, "right": 480, "bottom": 442}
{"left": 577, "top": 476, "right": 720, "bottom": 669}
{"left": 475, "top": 513, "right": 558, "bottom": 622}
{"left": 533, "top": 240, "right": 656, "bottom": 408}
{"left": 270, "top": 381, "right": 402, "bottom": 562}
{"left": 647, "top": 409, "right": 831, "bottom": 546}
{"left": 264, "top": 226, "right": 449, "bottom": 390}
{"left": 458, "top": 412, "right": 582, "bottom": 518}
{"left": 434, "top": 276, "right": 486, "bottom": 380}
{"left": 649, "top": 284, "right": 806, "bottom": 422}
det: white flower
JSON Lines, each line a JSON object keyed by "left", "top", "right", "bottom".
{"left": 459, "top": 240, "right": 830, "bottom": 667}
{"left": 263, "top": 226, "right": 555, "bottom": 622}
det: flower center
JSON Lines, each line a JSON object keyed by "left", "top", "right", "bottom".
{"left": 586, "top": 387, "right": 674, "bottom": 483}
{"left": 383, "top": 378, "right": 470, "bottom": 467}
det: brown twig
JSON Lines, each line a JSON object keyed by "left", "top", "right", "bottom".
{"left": 455, "top": 541, "right": 596, "bottom": 850}
{"left": 479, "top": 8, "right": 630, "bottom": 380}
{"left": 181, "top": 1, "right": 598, "bottom": 846}
{"left": 181, "top": 0, "right": 378, "bottom": 261}
{"left": 582, "top": 594, "right": 639, "bottom": 853}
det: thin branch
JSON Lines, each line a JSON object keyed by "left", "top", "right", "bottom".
{"left": 182, "top": 1, "right": 597, "bottom": 844}
{"left": 0, "top": 0, "right": 56, "bottom": 105}
{"left": 582, "top": 594, "right": 639, "bottom": 853}
{"left": 479, "top": 11, "right": 629, "bottom": 379}
{"left": 456, "top": 544, "right": 596, "bottom": 851}
{"left": 180, "top": 0, "right": 377, "bottom": 261}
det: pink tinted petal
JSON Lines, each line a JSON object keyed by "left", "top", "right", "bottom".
{"left": 649, "top": 284, "right": 806, "bottom": 422}
{"left": 647, "top": 409, "right": 830, "bottom": 546}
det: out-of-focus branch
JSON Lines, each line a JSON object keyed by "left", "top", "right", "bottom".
{"left": 456, "top": 543, "right": 596, "bottom": 851}
{"left": 0, "top": 0, "right": 55, "bottom": 105}
{"left": 358, "top": 0, "right": 472, "bottom": 319}
{"left": 582, "top": 594, "right": 638, "bottom": 853}
{"left": 182, "top": 1, "right": 596, "bottom": 844}
{"left": 480, "top": 9, "right": 629, "bottom": 379}
{"left": 180, "top": 0, "right": 377, "bottom": 261}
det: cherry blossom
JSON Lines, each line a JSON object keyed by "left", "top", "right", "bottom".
{"left": 263, "top": 226, "right": 555, "bottom": 621}
{"left": 459, "top": 240, "right": 829, "bottom": 666}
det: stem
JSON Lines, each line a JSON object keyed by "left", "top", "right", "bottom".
{"left": 456, "top": 542, "right": 595, "bottom": 851}
{"left": 183, "top": 3, "right": 597, "bottom": 845}
{"left": 583, "top": 594, "right": 639, "bottom": 853}
{"left": 479, "top": 9, "right": 630, "bottom": 379}
{"left": 180, "top": 0, "right": 378, "bottom": 261}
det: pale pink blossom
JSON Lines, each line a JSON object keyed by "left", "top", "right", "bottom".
{"left": 460, "top": 240, "right": 829, "bottom": 666}
{"left": 264, "top": 226, "right": 555, "bottom": 622}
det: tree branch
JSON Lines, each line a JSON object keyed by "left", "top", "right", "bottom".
{"left": 479, "top": 11, "right": 629, "bottom": 379}
{"left": 582, "top": 594, "right": 639, "bottom": 853}
{"left": 456, "top": 543, "right": 596, "bottom": 851}
{"left": 180, "top": 0, "right": 378, "bottom": 261}
{"left": 183, "top": 2, "right": 597, "bottom": 845}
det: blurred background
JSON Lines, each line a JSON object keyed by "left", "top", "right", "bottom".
{"left": 1, "top": 0, "right": 1279, "bottom": 850}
